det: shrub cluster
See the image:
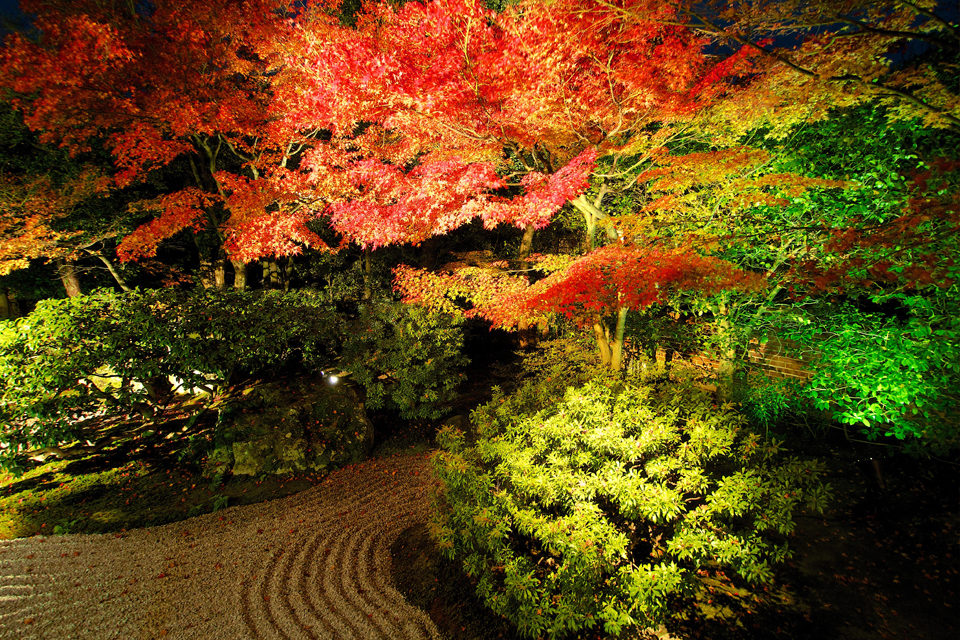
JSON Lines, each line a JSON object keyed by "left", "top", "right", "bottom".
{"left": 340, "top": 300, "right": 468, "bottom": 420}
{"left": 432, "top": 376, "right": 830, "bottom": 638}
{"left": 0, "top": 288, "right": 472, "bottom": 471}
{"left": 779, "top": 297, "right": 960, "bottom": 449}
{"left": 0, "top": 288, "right": 341, "bottom": 470}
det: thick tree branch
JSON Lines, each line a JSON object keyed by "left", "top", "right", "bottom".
{"left": 570, "top": 194, "right": 620, "bottom": 241}
{"left": 89, "top": 248, "right": 132, "bottom": 291}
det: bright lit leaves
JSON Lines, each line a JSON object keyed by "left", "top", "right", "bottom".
{"left": 395, "top": 245, "right": 765, "bottom": 331}
{"left": 1, "top": 0, "right": 764, "bottom": 263}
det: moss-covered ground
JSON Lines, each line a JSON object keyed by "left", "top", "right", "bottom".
{"left": 0, "top": 437, "right": 323, "bottom": 540}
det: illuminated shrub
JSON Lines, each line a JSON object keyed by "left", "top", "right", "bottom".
{"left": 432, "top": 378, "right": 829, "bottom": 638}
{"left": 778, "top": 299, "right": 960, "bottom": 451}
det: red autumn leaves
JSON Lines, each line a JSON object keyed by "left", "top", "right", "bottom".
{"left": 395, "top": 246, "right": 764, "bottom": 330}
{"left": 0, "top": 0, "right": 755, "bottom": 260}
{"left": 521, "top": 245, "right": 765, "bottom": 325}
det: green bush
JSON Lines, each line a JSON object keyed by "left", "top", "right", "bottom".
{"left": 340, "top": 301, "right": 468, "bottom": 420}
{"left": 775, "top": 294, "right": 960, "bottom": 451}
{"left": 733, "top": 373, "right": 809, "bottom": 433}
{"left": 0, "top": 288, "right": 341, "bottom": 471}
{"left": 432, "top": 378, "right": 829, "bottom": 638}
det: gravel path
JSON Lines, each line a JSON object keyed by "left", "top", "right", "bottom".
{"left": 0, "top": 452, "right": 443, "bottom": 640}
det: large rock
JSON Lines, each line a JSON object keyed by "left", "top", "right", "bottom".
{"left": 203, "top": 376, "right": 374, "bottom": 477}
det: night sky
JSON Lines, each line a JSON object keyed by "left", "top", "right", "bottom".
{"left": 0, "top": 0, "right": 28, "bottom": 37}
{"left": 0, "top": 0, "right": 24, "bottom": 19}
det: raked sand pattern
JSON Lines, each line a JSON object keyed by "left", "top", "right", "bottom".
{"left": 0, "top": 451, "right": 443, "bottom": 640}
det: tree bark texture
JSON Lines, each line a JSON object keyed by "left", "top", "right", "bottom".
{"left": 231, "top": 260, "right": 247, "bottom": 290}
{"left": 519, "top": 224, "right": 536, "bottom": 258}
{"left": 55, "top": 259, "right": 82, "bottom": 298}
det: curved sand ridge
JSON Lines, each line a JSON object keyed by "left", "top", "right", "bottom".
{"left": 0, "top": 452, "right": 443, "bottom": 640}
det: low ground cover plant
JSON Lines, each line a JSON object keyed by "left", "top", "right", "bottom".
{"left": 432, "top": 374, "right": 830, "bottom": 638}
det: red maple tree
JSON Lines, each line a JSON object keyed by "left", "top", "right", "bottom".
{"left": 286, "top": 0, "right": 761, "bottom": 245}
{"left": 2, "top": 1, "right": 761, "bottom": 258}
{"left": 3, "top": 0, "right": 772, "bottom": 359}
{"left": 0, "top": 169, "right": 106, "bottom": 276}
{"left": 396, "top": 245, "right": 764, "bottom": 369}
{"left": 1, "top": 1, "right": 335, "bottom": 285}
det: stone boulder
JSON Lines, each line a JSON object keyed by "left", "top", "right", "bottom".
{"left": 203, "top": 376, "right": 374, "bottom": 477}
{"left": 440, "top": 413, "right": 471, "bottom": 432}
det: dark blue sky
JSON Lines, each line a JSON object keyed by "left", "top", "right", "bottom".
{"left": 0, "top": 0, "right": 22, "bottom": 18}
{"left": 0, "top": 0, "right": 28, "bottom": 37}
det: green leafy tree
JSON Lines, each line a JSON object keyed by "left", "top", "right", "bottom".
{"left": 769, "top": 293, "right": 960, "bottom": 450}
{"left": 0, "top": 288, "right": 341, "bottom": 472}
{"left": 582, "top": 101, "right": 960, "bottom": 452}
{"left": 707, "top": 105, "right": 960, "bottom": 448}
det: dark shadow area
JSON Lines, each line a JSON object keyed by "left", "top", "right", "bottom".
{"left": 391, "top": 523, "right": 525, "bottom": 640}
{"left": 59, "top": 443, "right": 136, "bottom": 476}
{"left": 454, "top": 318, "right": 525, "bottom": 411}
{"left": 0, "top": 471, "right": 57, "bottom": 497}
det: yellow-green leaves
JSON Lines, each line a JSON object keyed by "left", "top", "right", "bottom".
{"left": 433, "top": 374, "right": 829, "bottom": 638}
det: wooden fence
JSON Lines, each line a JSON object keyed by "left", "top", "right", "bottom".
{"left": 624, "top": 334, "right": 814, "bottom": 382}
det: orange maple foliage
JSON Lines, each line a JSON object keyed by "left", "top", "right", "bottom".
{"left": 684, "top": 0, "right": 960, "bottom": 138}
{"left": 2, "top": 0, "right": 761, "bottom": 262}
{"left": 518, "top": 245, "right": 766, "bottom": 325}
{"left": 0, "top": 169, "right": 107, "bottom": 274}
{"left": 287, "top": 0, "right": 759, "bottom": 242}
{"left": 2, "top": 1, "right": 339, "bottom": 263}
{"left": 395, "top": 244, "right": 765, "bottom": 331}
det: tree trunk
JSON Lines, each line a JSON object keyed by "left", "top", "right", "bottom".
{"left": 570, "top": 194, "right": 620, "bottom": 243}
{"left": 0, "top": 290, "right": 10, "bottom": 320}
{"left": 261, "top": 259, "right": 281, "bottom": 288}
{"left": 590, "top": 308, "right": 630, "bottom": 370}
{"left": 95, "top": 251, "right": 132, "bottom": 292}
{"left": 200, "top": 249, "right": 224, "bottom": 289}
{"left": 593, "top": 319, "right": 612, "bottom": 367}
{"left": 583, "top": 211, "right": 596, "bottom": 252}
{"left": 198, "top": 253, "right": 229, "bottom": 289}
{"left": 519, "top": 224, "right": 536, "bottom": 258}
{"left": 231, "top": 260, "right": 247, "bottom": 290}
{"left": 198, "top": 257, "right": 214, "bottom": 288}
{"left": 214, "top": 258, "right": 226, "bottom": 289}
{"left": 55, "top": 259, "right": 82, "bottom": 298}
{"left": 713, "top": 296, "right": 740, "bottom": 399}
{"left": 610, "top": 307, "right": 629, "bottom": 371}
